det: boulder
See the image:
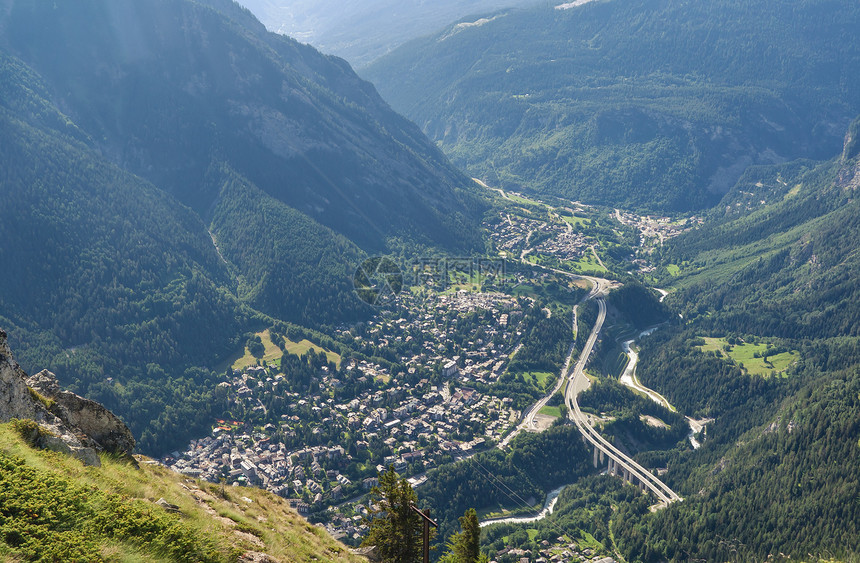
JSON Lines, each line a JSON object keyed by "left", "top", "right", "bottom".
{"left": 0, "top": 330, "right": 51, "bottom": 423}
{"left": 155, "top": 498, "right": 181, "bottom": 513}
{"left": 27, "top": 370, "right": 135, "bottom": 455}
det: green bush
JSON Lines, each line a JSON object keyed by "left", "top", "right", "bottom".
{"left": 0, "top": 448, "right": 223, "bottom": 561}
{"left": 9, "top": 419, "right": 42, "bottom": 447}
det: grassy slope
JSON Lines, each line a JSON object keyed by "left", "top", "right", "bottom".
{"left": 229, "top": 330, "right": 342, "bottom": 371}
{"left": 0, "top": 423, "right": 361, "bottom": 562}
{"left": 699, "top": 337, "right": 799, "bottom": 377}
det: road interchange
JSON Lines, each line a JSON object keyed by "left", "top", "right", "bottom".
{"left": 505, "top": 265, "right": 683, "bottom": 506}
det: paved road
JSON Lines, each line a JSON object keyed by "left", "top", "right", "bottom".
{"left": 498, "top": 267, "right": 611, "bottom": 447}
{"left": 500, "top": 273, "right": 603, "bottom": 447}
{"left": 495, "top": 214, "right": 680, "bottom": 505}
{"left": 564, "top": 294, "right": 682, "bottom": 506}
{"left": 590, "top": 245, "right": 607, "bottom": 271}
{"left": 481, "top": 195, "right": 681, "bottom": 505}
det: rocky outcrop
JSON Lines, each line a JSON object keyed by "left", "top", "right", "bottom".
{"left": 843, "top": 115, "right": 860, "bottom": 162}
{"left": 351, "top": 546, "right": 381, "bottom": 562}
{"left": 837, "top": 116, "right": 860, "bottom": 190}
{"left": 0, "top": 329, "right": 135, "bottom": 465}
{"left": 0, "top": 330, "right": 51, "bottom": 423}
{"left": 27, "top": 369, "right": 135, "bottom": 455}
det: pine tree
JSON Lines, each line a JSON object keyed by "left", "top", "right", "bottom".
{"left": 440, "top": 509, "right": 487, "bottom": 563}
{"left": 362, "top": 466, "right": 427, "bottom": 563}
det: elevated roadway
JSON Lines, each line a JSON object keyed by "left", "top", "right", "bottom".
{"left": 564, "top": 291, "right": 682, "bottom": 505}
{"left": 506, "top": 241, "right": 682, "bottom": 506}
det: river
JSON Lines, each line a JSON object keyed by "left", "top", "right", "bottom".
{"left": 619, "top": 327, "right": 708, "bottom": 449}
{"left": 479, "top": 484, "right": 567, "bottom": 528}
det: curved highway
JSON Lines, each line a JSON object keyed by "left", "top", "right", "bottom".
{"left": 501, "top": 273, "right": 609, "bottom": 446}
{"left": 502, "top": 224, "right": 682, "bottom": 506}
{"left": 564, "top": 290, "right": 682, "bottom": 506}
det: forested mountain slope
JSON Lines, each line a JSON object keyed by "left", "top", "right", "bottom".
{"left": 364, "top": 0, "right": 860, "bottom": 212}
{"left": 0, "top": 0, "right": 484, "bottom": 453}
{"left": 0, "top": 52, "right": 248, "bottom": 454}
{"left": 662, "top": 115, "right": 860, "bottom": 341}
{"left": 608, "top": 118, "right": 860, "bottom": 561}
{"left": 0, "top": 0, "right": 483, "bottom": 254}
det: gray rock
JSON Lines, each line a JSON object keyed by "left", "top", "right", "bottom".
{"left": 1, "top": 329, "right": 135, "bottom": 464}
{"left": 40, "top": 434, "right": 101, "bottom": 467}
{"left": 352, "top": 546, "right": 381, "bottom": 562}
{"left": 239, "top": 552, "right": 281, "bottom": 563}
{"left": 27, "top": 370, "right": 136, "bottom": 455}
{"left": 0, "top": 330, "right": 53, "bottom": 424}
{"left": 155, "top": 498, "right": 181, "bottom": 513}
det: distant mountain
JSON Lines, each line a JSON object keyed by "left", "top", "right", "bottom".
{"left": 0, "top": 0, "right": 484, "bottom": 453}
{"left": 364, "top": 0, "right": 860, "bottom": 212}
{"left": 234, "top": 0, "right": 543, "bottom": 67}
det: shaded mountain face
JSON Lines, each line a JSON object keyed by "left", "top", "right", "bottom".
{"left": 0, "top": 0, "right": 487, "bottom": 332}
{"left": 234, "top": 0, "right": 544, "bottom": 67}
{"left": 0, "top": 0, "right": 482, "bottom": 253}
{"left": 363, "top": 0, "right": 860, "bottom": 212}
{"left": 0, "top": 48, "right": 252, "bottom": 453}
{"left": 0, "top": 0, "right": 484, "bottom": 453}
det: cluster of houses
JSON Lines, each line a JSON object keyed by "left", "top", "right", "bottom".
{"left": 166, "top": 363, "right": 521, "bottom": 542}
{"left": 488, "top": 210, "right": 591, "bottom": 265}
{"left": 348, "top": 289, "right": 526, "bottom": 385}
{"left": 489, "top": 212, "right": 550, "bottom": 257}
{"left": 493, "top": 542, "right": 617, "bottom": 563}
{"left": 533, "top": 228, "right": 590, "bottom": 263}
{"left": 164, "top": 289, "right": 533, "bottom": 539}
{"left": 613, "top": 209, "right": 697, "bottom": 248}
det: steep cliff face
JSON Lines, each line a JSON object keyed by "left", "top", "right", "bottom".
{"left": 0, "top": 329, "right": 134, "bottom": 465}
{"left": 0, "top": 329, "right": 50, "bottom": 423}
{"left": 838, "top": 116, "right": 860, "bottom": 190}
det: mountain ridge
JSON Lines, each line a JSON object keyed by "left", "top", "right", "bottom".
{"left": 0, "top": 328, "right": 361, "bottom": 561}
{"left": 0, "top": 0, "right": 484, "bottom": 252}
{"left": 232, "top": 0, "right": 544, "bottom": 67}
{"left": 363, "top": 0, "right": 860, "bottom": 212}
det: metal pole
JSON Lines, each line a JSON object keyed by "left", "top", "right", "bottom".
{"left": 410, "top": 505, "right": 438, "bottom": 563}
{"left": 423, "top": 511, "right": 430, "bottom": 563}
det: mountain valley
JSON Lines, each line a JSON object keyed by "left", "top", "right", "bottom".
{"left": 364, "top": 0, "right": 860, "bottom": 212}
{"left": 0, "top": 0, "right": 859, "bottom": 562}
